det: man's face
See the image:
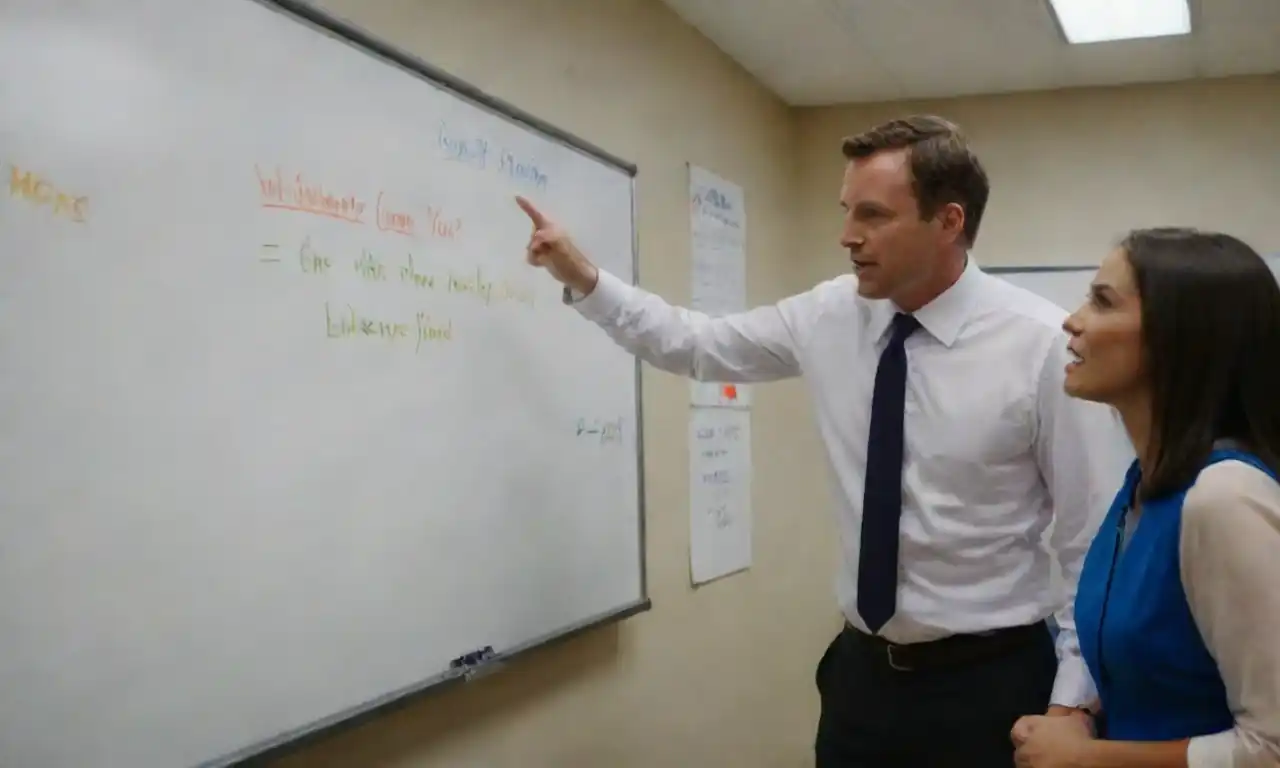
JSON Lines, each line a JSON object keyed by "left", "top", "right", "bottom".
{"left": 839, "top": 149, "right": 954, "bottom": 303}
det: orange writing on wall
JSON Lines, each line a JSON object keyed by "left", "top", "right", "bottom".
{"left": 256, "top": 164, "right": 365, "bottom": 224}
{"left": 8, "top": 165, "right": 88, "bottom": 223}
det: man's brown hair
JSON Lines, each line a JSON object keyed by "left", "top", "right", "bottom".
{"left": 841, "top": 115, "right": 989, "bottom": 247}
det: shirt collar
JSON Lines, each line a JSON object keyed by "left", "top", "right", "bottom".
{"left": 867, "top": 257, "right": 983, "bottom": 348}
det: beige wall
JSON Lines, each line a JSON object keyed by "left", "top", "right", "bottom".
{"left": 795, "top": 76, "right": 1280, "bottom": 272}
{"left": 275, "top": 0, "right": 836, "bottom": 767}
{"left": 268, "top": 2, "right": 1279, "bottom": 766}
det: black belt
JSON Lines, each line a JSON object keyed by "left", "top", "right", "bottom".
{"left": 844, "top": 619, "right": 1048, "bottom": 672}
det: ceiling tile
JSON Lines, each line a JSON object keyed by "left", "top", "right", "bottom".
{"left": 657, "top": 0, "right": 1280, "bottom": 104}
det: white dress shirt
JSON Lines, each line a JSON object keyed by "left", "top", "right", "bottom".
{"left": 570, "top": 258, "right": 1132, "bottom": 708}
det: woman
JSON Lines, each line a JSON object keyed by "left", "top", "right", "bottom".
{"left": 1011, "top": 228, "right": 1280, "bottom": 767}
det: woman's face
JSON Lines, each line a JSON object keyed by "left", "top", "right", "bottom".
{"left": 1063, "top": 248, "right": 1147, "bottom": 405}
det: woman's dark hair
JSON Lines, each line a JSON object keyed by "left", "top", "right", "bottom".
{"left": 1126, "top": 227, "right": 1280, "bottom": 500}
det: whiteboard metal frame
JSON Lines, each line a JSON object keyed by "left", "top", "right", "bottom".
{"left": 197, "top": 1, "right": 651, "bottom": 764}
{"left": 984, "top": 264, "right": 1098, "bottom": 275}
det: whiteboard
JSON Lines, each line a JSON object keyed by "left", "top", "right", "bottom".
{"left": 987, "top": 266, "right": 1096, "bottom": 315}
{"left": 990, "top": 258, "right": 1280, "bottom": 314}
{"left": 0, "top": 1, "right": 646, "bottom": 766}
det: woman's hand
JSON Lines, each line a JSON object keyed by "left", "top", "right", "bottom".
{"left": 1011, "top": 712, "right": 1095, "bottom": 768}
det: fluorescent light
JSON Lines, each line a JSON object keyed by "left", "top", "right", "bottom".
{"left": 1048, "top": 0, "right": 1191, "bottom": 44}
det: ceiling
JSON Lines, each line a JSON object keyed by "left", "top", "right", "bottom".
{"left": 657, "top": 0, "right": 1280, "bottom": 105}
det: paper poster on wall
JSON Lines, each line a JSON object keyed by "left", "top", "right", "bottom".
{"left": 688, "top": 163, "right": 750, "bottom": 408}
{"left": 688, "top": 407, "right": 752, "bottom": 584}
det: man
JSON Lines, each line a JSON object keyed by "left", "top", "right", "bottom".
{"left": 517, "top": 115, "right": 1129, "bottom": 766}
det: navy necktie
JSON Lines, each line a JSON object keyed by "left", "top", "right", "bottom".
{"left": 857, "top": 312, "right": 920, "bottom": 634}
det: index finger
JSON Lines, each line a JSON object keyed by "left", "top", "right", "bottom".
{"left": 515, "top": 196, "right": 548, "bottom": 228}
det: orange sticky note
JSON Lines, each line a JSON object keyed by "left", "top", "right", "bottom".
{"left": 721, "top": 384, "right": 738, "bottom": 400}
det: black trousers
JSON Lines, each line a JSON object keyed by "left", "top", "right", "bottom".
{"left": 814, "top": 621, "right": 1057, "bottom": 767}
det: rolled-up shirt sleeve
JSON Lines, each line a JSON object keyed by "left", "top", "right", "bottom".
{"left": 1181, "top": 460, "right": 1280, "bottom": 768}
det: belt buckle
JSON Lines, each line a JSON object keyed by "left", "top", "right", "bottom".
{"left": 886, "top": 643, "right": 913, "bottom": 672}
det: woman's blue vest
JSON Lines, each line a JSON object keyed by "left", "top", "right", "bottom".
{"left": 1075, "top": 448, "right": 1275, "bottom": 740}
